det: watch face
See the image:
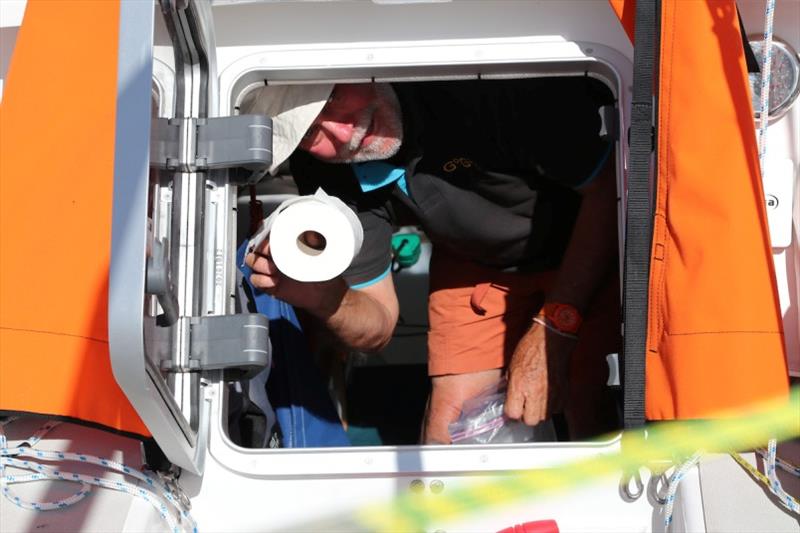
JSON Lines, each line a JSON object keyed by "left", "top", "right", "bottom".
{"left": 748, "top": 39, "right": 800, "bottom": 120}
{"left": 554, "top": 306, "right": 580, "bottom": 330}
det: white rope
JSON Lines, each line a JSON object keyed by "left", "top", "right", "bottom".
{"left": 751, "top": 0, "right": 799, "bottom": 517}
{"left": 663, "top": 451, "right": 704, "bottom": 529}
{"left": 0, "top": 418, "right": 197, "bottom": 533}
{"left": 730, "top": 446, "right": 800, "bottom": 515}
{"left": 662, "top": 441, "right": 800, "bottom": 528}
{"left": 763, "top": 438, "right": 800, "bottom": 514}
{"left": 757, "top": 0, "right": 777, "bottom": 171}
{"left": 753, "top": 0, "right": 798, "bottom": 515}
{"left": 757, "top": 445, "right": 800, "bottom": 477}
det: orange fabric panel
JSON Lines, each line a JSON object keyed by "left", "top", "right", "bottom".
{"left": 0, "top": 0, "right": 149, "bottom": 436}
{"left": 646, "top": 0, "right": 789, "bottom": 418}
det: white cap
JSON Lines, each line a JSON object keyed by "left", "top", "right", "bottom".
{"left": 240, "top": 84, "right": 334, "bottom": 174}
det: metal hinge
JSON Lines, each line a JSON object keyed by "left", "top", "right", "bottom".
{"left": 150, "top": 115, "right": 272, "bottom": 182}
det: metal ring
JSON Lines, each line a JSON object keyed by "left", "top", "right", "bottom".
{"left": 648, "top": 470, "right": 670, "bottom": 505}
{"left": 619, "top": 469, "right": 644, "bottom": 502}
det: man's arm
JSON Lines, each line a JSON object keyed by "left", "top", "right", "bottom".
{"left": 545, "top": 162, "right": 618, "bottom": 310}
{"left": 505, "top": 161, "right": 618, "bottom": 425}
{"left": 245, "top": 242, "right": 399, "bottom": 351}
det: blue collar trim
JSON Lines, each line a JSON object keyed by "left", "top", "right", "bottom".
{"left": 351, "top": 162, "right": 408, "bottom": 195}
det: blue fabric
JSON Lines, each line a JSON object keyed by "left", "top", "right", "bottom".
{"left": 351, "top": 161, "right": 408, "bottom": 195}
{"left": 237, "top": 242, "right": 350, "bottom": 448}
{"left": 348, "top": 264, "right": 392, "bottom": 290}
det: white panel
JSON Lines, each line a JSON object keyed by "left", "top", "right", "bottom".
{"left": 181, "top": 382, "right": 684, "bottom": 532}
{"left": 0, "top": 0, "right": 26, "bottom": 101}
{"left": 211, "top": 0, "right": 633, "bottom": 66}
{"left": 764, "top": 158, "right": 795, "bottom": 249}
{"left": 0, "top": 0, "right": 26, "bottom": 28}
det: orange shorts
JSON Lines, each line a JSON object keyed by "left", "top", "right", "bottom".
{"left": 427, "top": 249, "right": 621, "bottom": 437}
{"left": 427, "top": 250, "right": 556, "bottom": 376}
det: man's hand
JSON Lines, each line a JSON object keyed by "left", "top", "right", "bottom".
{"left": 504, "top": 322, "right": 575, "bottom": 426}
{"left": 423, "top": 368, "right": 504, "bottom": 444}
{"left": 245, "top": 238, "right": 400, "bottom": 352}
{"left": 244, "top": 239, "right": 347, "bottom": 318}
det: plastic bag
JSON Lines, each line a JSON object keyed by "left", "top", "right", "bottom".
{"left": 448, "top": 378, "right": 556, "bottom": 444}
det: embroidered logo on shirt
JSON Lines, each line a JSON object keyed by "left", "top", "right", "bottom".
{"left": 443, "top": 157, "right": 473, "bottom": 173}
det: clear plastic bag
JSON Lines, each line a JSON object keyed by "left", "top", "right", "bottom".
{"left": 448, "top": 378, "right": 556, "bottom": 444}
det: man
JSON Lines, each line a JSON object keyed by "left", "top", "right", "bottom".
{"left": 243, "top": 78, "right": 619, "bottom": 443}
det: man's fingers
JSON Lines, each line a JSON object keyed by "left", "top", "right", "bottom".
{"left": 250, "top": 254, "right": 280, "bottom": 276}
{"left": 256, "top": 240, "right": 271, "bottom": 256}
{"left": 506, "top": 360, "right": 549, "bottom": 425}
{"left": 504, "top": 377, "right": 525, "bottom": 420}
{"left": 505, "top": 381, "right": 546, "bottom": 426}
{"left": 522, "top": 393, "right": 546, "bottom": 426}
{"left": 245, "top": 241, "right": 271, "bottom": 267}
{"left": 249, "top": 272, "right": 277, "bottom": 290}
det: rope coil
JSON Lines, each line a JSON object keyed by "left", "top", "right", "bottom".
{"left": 0, "top": 418, "right": 197, "bottom": 533}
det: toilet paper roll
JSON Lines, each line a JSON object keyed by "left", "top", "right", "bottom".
{"left": 245, "top": 188, "right": 364, "bottom": 282}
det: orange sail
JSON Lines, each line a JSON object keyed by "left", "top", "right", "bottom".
{"left": 609, "top": 0, "right": 789, "bottom": 418}
{"left": 0, "top": 0, "right": 788, "bottom": 438}
{"left": 0, "top": 0, "right": 149, "bottom": 436}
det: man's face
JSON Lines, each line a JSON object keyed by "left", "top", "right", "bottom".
{"left": 298, "top": 83, "right": 402, "bottom": 163}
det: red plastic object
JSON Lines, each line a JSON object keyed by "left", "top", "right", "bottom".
{"left": 497, "top": 519, "right": 559, "bottom": 533}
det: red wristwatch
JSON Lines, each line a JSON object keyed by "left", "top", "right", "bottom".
{"left": 539, "top": 303, "right": 582, "bottom": 335}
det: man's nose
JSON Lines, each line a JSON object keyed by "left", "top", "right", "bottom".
{"left": 318, "top": 120, "right": 354, "bottom": 145}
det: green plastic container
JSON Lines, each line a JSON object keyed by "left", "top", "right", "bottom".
{"left": 391, "top": 233, "right": 422, "bottom": 268}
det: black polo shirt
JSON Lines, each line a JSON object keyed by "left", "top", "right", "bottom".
{"left": 290, "top": 77, "right": 614, "bottom": 287}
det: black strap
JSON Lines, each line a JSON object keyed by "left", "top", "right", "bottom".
{"left": 622, "top": 0, "right": 660, "bottom": 429}
{"left": 737, "top": 7, "right": 760, "bottom": 74}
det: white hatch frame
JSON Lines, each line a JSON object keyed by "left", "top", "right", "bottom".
{"left": 110, "top": 0, "right": 222, "bottom": 475}
{"left": 208, "top": 37, "right": 632, "bottom": 475}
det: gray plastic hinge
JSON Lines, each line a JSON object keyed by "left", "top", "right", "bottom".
{"left": 150, "top": 115, "right": 272, "bottom": 182}
{"left": 145, "top": 238, "right": 179, "bottom": 326}
{"left": 149, "top": 117, "right": 198, "bottom": 171}
{"left": 195, "top": 115, "right": 272, "bottom": 175}
{"left": 188, "top": 314, "right": 270, "bottom": 379}
{"left": 150, "top": 117, "right": 181, "bottom": 170}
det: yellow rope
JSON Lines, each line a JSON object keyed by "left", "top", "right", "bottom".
{"left": 355, "top": 388, "right": 800, "bottom": 532}
{"left": 730, "top": 448, "right": 800, "bottom": 513}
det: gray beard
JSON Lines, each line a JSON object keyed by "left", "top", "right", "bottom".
{"left": 347, "top": 136, "right": 403, "bottom": 163}
{"left": 326, "top": 84, "right": 403, "bottom": 163}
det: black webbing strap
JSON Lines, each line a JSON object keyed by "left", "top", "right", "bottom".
{"left": 737, "top": 7, "right": 760, "bottom": 74}
{"left": 622, "top": 0, "right": 660, "bottom": 429}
